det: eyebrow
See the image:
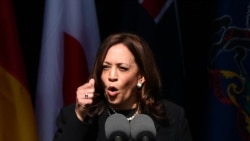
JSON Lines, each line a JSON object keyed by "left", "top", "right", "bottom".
{"left": 103, "top": 61, "right": 130, "bottom": 67}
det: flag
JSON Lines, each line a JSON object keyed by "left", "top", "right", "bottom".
{"left": 0, "top": 0, "right": 38, "bottom": 140}
{"left": 35, "top": 0, "right": 100, "bottom": 140}
{"left": 120, "top": 0, "right": 185, "bottom": 103}
{"left": 205, "top": 0, "right": 250, "bottom": 140}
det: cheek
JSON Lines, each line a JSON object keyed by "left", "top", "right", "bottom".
{"left": 120, "top": 80, "right": 138, "bottom": 99}
{"left": 120, "top": 76, "right": 137, "bottom": 89}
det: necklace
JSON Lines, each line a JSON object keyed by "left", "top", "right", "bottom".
{"left": 106, "top": 104, "right": 140, "bottom": 121}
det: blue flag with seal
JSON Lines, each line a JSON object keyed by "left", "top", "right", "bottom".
{"left": 205, "top": 0, "right": 250, "bottom": 141}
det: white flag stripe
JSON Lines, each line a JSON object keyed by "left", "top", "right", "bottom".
{"left": 36, "top": 0, "right": 64, "bottom": 140}
{"left": 64, "top": 0, "right": 100, "bottom": 72}
{"left": 36, "top": 0, "right": 100, "bottom": 141}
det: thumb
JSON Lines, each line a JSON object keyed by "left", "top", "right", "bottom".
{"left": 88, "top": 78, "right": 95, "bottom": 88}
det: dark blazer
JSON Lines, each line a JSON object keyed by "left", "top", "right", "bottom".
{"left": 53, "top": 100, "right": 193, "bottom": 141}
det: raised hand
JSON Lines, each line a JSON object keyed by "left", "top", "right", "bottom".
{"left": 75, "top": 78, "right": 95, "bottom": 121}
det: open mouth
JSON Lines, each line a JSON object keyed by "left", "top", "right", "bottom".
{"left": 107, "top": 86, "right": 118, "bottom": 96}
{"left": 108, "top": 86, "right": 118, "bottom": 91}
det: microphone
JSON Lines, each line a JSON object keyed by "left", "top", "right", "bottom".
{"left": 130, "top": 114, "right": 156, "bottom": 141}
{"left": 105, "top": 113, "right": 130, "bottom": 141}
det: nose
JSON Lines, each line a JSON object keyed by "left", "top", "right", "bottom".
{"left": 108, "top": 68, "right": 118, "bottom": 81}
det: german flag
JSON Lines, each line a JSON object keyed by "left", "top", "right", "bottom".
{"left": 0, "top": 0, "right": 38, "bottom": 140}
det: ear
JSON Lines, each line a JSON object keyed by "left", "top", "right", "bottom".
{"left": 138, "top": 75, "right": 145, "bottom": 84}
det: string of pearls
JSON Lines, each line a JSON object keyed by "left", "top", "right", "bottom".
{"left": 106, "top": 104, "right": 140, "bottom": 121}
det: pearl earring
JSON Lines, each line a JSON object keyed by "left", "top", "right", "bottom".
{"left": 137, "top": 82, "right": 142, "bottom": 88}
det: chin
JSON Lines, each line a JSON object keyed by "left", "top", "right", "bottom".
{"left": 108, "top": 99, "right": 120, "bottom": 107}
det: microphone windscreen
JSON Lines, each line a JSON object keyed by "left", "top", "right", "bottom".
{"left": 105, "top": 113, "right": 130, "bottom": 140}
{"left": 130, "top": 114, "right": 156, "bottom": 141}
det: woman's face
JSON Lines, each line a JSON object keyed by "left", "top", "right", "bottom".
{"left": 101, "top": 43, "right": 142, "bottom": 110}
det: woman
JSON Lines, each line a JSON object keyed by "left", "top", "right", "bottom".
{"left": 53, "top": 33, "right": 193, "bottom": 141}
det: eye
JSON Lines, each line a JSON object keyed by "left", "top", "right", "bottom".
{"left": 102, "top": 65, "right": 110, "bottom": 70}
{"left": 119, "top": 66, "right": 128, "bottom": 71}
